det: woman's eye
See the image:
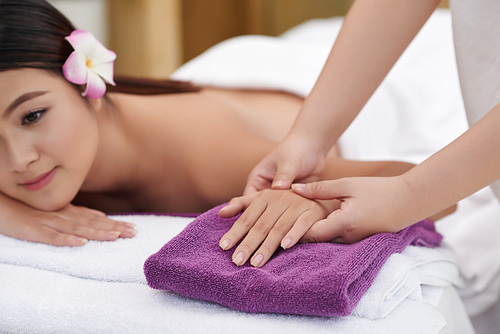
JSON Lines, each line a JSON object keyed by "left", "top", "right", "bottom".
{"left": 21, "top": 109, "right": 47, "bottom": 125}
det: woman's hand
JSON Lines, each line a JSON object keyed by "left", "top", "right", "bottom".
{"left": 243, "top": 135, "right": 327, "bottom": 195}
{"left": 0, "top": 194, "right": 137, "bottom": 246}
{"left": 292, "top": 176, "right": 420, "bottom": 244}
{"left": 218, "top": 189, "right": 339, "bottom": 268}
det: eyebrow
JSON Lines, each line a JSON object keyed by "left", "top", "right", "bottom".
{"left": 3, "top": 91, "right": 48, "bottom": 119}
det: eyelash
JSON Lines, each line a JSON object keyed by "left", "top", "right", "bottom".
{"left": 21, "top": 108, "right": 47, "bottom": 126}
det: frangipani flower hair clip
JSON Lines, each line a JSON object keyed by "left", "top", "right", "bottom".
{"left": 62, "top": 30, "right": 116, "bottom": 99}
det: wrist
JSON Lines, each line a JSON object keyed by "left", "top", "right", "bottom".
{"left": 285, "top": 127, "right": 335, "bottom": 158}
{"left": 394, "top": 174, "right": 426, "bottom": 228}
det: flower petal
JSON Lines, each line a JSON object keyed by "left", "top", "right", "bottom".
{"left": 64, "top": 29, "right": 117, "bottom": 97}
{"left": 65, "top": 30, "right": 96, "bottom": 57}
{"left": 66, "top": 30, "right": 116, "bottom": 64}
{"left": 92, "top": 61, "right": 116, "bottom": 86}
{"left": 62, "top": 50, "right": 87, "bottom": 85}
{"left": 83, "top": 70, "right": 107, "bottom": 99}
{"left": 92, "top": 44, "right": 117, "bottom": 65}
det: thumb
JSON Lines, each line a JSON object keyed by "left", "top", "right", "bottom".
{"left": 244, "top": 175, "right": 271, "bottom": 195}
{"left": 291, "top": 179, "right": 349, "bottom": 200}
{"left": 272, "top": 161, "right": 302, "bottom": 190}
{"left": 300, "top": 210, "right": 346, "bottom": 244}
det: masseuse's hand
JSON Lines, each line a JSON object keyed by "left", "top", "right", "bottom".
{"left": 0, "top": 194, "right": 137, "bottom": 246}
{"left": 244, "top": 136, "right": 327, "bottom": 195}
{"left": 292, "top": 176, "right": 419, "bottom": 244}
{"left": 218, "top": 189, "right": 339, "bottom": 267}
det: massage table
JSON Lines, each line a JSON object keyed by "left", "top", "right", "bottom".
{"left": 1, "top": 9, "right": 497, "bottom": 333}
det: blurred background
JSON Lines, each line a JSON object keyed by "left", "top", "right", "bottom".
{"left": 48, "top": 0, "right": 449, "bottom": 79}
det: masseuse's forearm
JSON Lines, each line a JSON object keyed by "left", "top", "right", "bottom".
{"left": 402, "top": 102, "right": 500, "bottom": 222}
{"left": 289, "top": 0, "right": 441, "bottom": 154}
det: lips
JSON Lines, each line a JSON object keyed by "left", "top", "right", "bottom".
{"left": 21, "top": 167, "right": 57, "bottom": 191}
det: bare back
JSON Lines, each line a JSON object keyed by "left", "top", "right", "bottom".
{"left": 73, "top": 88, "right": 304, "bottom": 213}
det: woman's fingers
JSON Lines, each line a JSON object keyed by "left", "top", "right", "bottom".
{"left": 220, "top": 190, "right": 334, "bottom": 268}
{"left": 43, "top": 218, "right": 122, "bottom": 242}
{"left": 249, "top": 207, "right": 321, "bottom": 267}
{"left": 218, "top": 194, "right": 269, "bottom": 252}
{"left": 55, "top": 204, "right": 137, "bottom": 239}
{"left": 24, "top": 203, "right": 138, "bottom": 245}
{"left": 218, "top": 193, "right": 258, "bottom": 218}
{"left": 230, "top": 201, "right": 290, "bottom": 267}
{"left": 20, "top": 217, "right": 90, "bottom": 247}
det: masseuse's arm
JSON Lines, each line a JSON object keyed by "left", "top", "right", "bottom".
{"left": 292, "top": 102, "right": 500, "bottom": 244}
{"left": 244, "top": 0, "right": 442, "bottom": 194}
{"left": 0, "top": 191, "right": 136, "bottom": 246}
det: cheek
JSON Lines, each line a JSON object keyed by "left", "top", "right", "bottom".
{"left": 43, "top": 108, "right": 99, "bottom": 165}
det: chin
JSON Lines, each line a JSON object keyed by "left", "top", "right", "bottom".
{"left": 28, "top": 191, "right": 76, "bottom": 212}
{"left": 32, "top": 199, "right": 71, "bottom": 212}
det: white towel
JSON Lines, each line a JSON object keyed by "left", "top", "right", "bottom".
{"left": 0, "top": 213, "right": 457, "bottom": 334}
{"left": 0, "top": 263, "right": 448, "bottom": 334}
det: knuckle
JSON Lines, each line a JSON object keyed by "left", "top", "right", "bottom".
{"left": 277, "top": 191, "right": 294, "bottom": 202}
{"left": 257, "top": 243, "right": 273, "bottom": 256}
{"left": 112, "top": 221, "right": 125, "bottom": 231}
{"left": 270, "top": 221, "right": 289, "bottom": 235}
{"left": 252, "top": 220, "right": 270, "bottom": 235}
{"left": 45, "top": 230, "right": 66, "bottom": 246}
{"left": 236, "top": 215, "right": 254, "bottom": 229}
{"left": 296, "top": 216, "right": 313, "bottom": 229}
{"left": 338, "top": 222, "right": 357, "bottom": 243}
{"left": 311, "top": 181, "right": 323, "bottom": 194}
{"left": 305, "top": 230, "right": 320, "bottom": 243}
{"left": 68, "top": 223, "right": 83, "bottom": 233}
{"left": 237, "top": 243, "right": 254, "bottom": 255}
{"left": 259, "top": 188, "right": 274, "bottom": 197}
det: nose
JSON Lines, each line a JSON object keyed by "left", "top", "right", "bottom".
{"left": 5, "top": 136, "right": 40, "bottom": 172}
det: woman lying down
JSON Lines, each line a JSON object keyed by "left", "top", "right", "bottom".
{"left": 0, "top": 0, "right": 454, "bottom": 264}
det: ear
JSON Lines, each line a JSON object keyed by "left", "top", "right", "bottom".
{"left": 88, "top": 97, "right": 103, "bottom": 113}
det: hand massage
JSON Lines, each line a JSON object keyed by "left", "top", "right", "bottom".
{"left": 1, "top": 0, "right": 499, "bottom": 333}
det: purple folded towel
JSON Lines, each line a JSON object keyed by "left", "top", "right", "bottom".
{"left": 144, "top": 204, "right": 442, "bottom": 317}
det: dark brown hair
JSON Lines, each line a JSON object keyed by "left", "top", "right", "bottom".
{"left": 0, "top": 0, "right": 199, "bottom": 95}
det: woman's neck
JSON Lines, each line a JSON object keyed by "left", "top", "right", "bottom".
{"left": 79, "top": 95, "right": 146, "bottom": 193}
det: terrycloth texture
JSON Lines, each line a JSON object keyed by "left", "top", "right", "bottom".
{"left": 0, "top": 213, "right": 461, "bottom": 333}
{"left": 0, "top": 265, "right": 450, "bottom": 334}
{"left": 144, "top": 205, "right": 442, "bottom": 317}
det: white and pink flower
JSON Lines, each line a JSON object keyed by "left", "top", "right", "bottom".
{"left": 62, "top": 30, "right": 116, "bottom": 99}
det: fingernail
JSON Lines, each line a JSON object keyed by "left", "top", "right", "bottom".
{"left": 233, "top": 252, "right": 245, "bottom": 266}
{"left": 273, "top": 180, "right": 284, "bottom": 188}
{"left": 106, "top": 231, "right": 121, "bottom": 239}
{"left": 126, "top": 228, "right": 138, "bottom": 236}
{"left": 76, "top": 237, "right": 88, "bottom": 245}
{"left": 219, "top": 238, "right": 231, "bottom": 250}
{"left": 291, "top": 183, "right": 305, "bottom": 191}
{"left": 281, "top": 237, "right": 292, "bottom": 249}
{"left": 251, "top": 254, "right": 264, "bottom": 267}
{"left": 125, "top": 223, "right": 136, "bottom": 228}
